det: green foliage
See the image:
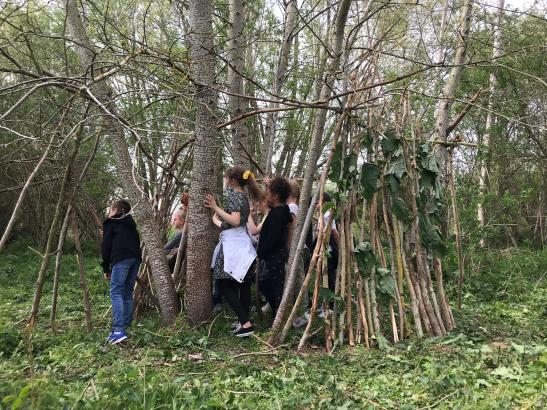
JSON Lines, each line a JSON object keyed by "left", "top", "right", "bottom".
{"left": 375, "top": 268, "right": 397, "bottom": 300}
{"left": 0, "top": 244, "right": 545, "bottom": 408}
{"left": 390, "top": 196, "right": 411, "bottom": 223}
{"left": 328, "top": 142, "right": 359, "bottom": 194}
{"left": 354, "top": 241, "right": 376, "bottom": 278}
{"left": 359, "top": 163, "right": 380, "bottom": 200}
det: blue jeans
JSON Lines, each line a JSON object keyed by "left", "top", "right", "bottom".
{"left": 110, "top": 258, "right": 140, "bottom": 332}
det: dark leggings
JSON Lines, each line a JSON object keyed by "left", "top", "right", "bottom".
{"left": 218, "top": 274, "right": 252, "bottom": 324}
{"left": 212, "top": 279, "right": 222, "bottom": 305}
{"left": 259, "top": 258, "right": 286, "bottom": 317}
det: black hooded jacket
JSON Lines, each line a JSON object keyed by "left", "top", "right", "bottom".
{"left": 101, "top": 214, "right": 142, "bottom": 273}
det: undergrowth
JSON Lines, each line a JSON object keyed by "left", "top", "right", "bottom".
{"left": 0, "top": 243, "right": 545, "bottom": 409}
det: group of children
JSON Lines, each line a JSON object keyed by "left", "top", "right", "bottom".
{"left": 204, "top": 167, "right": 296, "bottom": 337}
{"left": 100, "top": 166, "right": 340, "bottom": 343}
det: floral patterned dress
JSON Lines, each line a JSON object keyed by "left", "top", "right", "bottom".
{"left": 212, "top": 189, "right": 250, "bottom": 281}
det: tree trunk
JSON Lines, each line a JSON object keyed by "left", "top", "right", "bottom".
{"left": 64, "top": 0, "right": 179, "bottom": 324}
{"left": 184, "top": 0, "right": 220, "bottom": 323}
{"left": 0, "top": 134, "right": 55, "bottom": 253}
{"left": 478, "top": 0, "right": 504, "bottom": 247}
{"left": 28, "top": 148, "right": 76, "bottom": 328}
{"left": 50, "top": 204, "right": 72, "bottom": 332}
{"left": 262, "top": 0, "right": 298, "bottom": 175}
{"left": 268, "top": 0, "right": 352, "bottom": 345}
{"left": 71, "top": 209, "right": 93, "bottom": 332}
{"left": 228, "top": 0, "right": 249, "bottom": 168}
{"left": 432, "top": 0, "right": 474, "bottom": 175}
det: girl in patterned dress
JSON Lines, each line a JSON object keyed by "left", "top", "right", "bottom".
{"left": 205, "top": 166, "right": 263, "bottom": 337}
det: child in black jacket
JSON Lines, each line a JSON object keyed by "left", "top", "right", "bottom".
{"left": 257, "top": 177, "right": 292, "bottom": 319}
{"left": 101, "top": 199, "right": 142, "bottom": 344}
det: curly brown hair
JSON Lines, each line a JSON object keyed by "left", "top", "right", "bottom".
{"left": 268, "top": 177, "right": 290, "bottom": 203}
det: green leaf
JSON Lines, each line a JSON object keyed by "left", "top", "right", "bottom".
{"left": 421, "top": 151, "right": 439, "bottom": 175}
{"left": 362, "top": 131, "right": 374, "bottom": 148}
{"left": 491, "top": 366, "right": 520, "bottom": 380}
{"left": 376, "top": 334, "right": 391, "bottom": 351}
{"left": 391, "top": 196, "right": 411, "bottom": 223}
{"left": 419, "top": 214, "right": 447, "bottom": 256}
{"left": 380, "top": 131, "right": 399, "bottom": 155}
{"left": 511, "top": 342, "right": 526, "bottom": 354}
{"left": 385, "top": 174, "right": 400, "bottom": 193}
{"left": 360, "top": 163, "right": 380, "bottom": 199}
{"left": 319, "top": 287, "right": 335, "bottom": 301}
{"left": 376, "top": 268, "right": 396, "bottom": 299}
{"left": 2, "top": 396, "right": 15, "bottom": 405}
{"left": 386, "top": 154, "right": 406, "bottom": 180}
{"left": 11, "top": 397, "right": 23, "bottom": 410}
{"left": 354, "top": 242, "right": 376, "bottom": 277}
{"left": 419, "top": 171, "right": 435, "bottom": 193}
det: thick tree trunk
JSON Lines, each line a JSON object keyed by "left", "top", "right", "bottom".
{"left": 262, "top": 0, "right": 298, "bottom": 175}
{"left": 184, "top": 0, "right": 220, "bottom": 323}
{"left": 64, "top": 0, "right": 179, "bottom": 324}
{"left": 228, "top": 0, "right": 249, "bottom": 168}
{"left": 478, "top": 0, "right": 504, "bottom": 246}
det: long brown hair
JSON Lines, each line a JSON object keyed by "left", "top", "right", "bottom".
{"left": 225, "top": 166, "right": 264, "bottom": 201}
{"left": 288, "top": 179, "right": 300, "bottom": 203}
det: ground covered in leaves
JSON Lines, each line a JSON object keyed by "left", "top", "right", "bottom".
{"left": 0, "top": 242, "right": 545, "bottom": 409}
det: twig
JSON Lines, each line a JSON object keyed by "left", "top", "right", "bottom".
{"left": 252, "top": 333, "right": 276, "bottom": 350}
{"left": 231, "top": 348, "right": 278, "bottom": 359}
{"left": 73, "top": 378, "right": 93, "bottom": 408}
{"left": 101, "top": 306, "right": 111, "bottom": 319}
{"left": 238, "top": 141, "right": 265, "bottom": 176}
{"left": 207, "top": 313, "right": 221, "bottom": 338}
{"left": 142, "top": 328, "right": 169, "bottom": 338}
{"left": 26, "top": 246, "right": 45, "bottom": 258}
{"left": 418, "top": 390, "right": 458, "bottom": 409}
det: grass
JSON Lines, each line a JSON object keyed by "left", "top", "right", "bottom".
{"left": 0, "top": 242, "right": 545, "bottom": 409}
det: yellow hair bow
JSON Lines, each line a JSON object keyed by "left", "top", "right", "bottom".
{"left": 243, "top": 170, "right": 255, "bottom": 180}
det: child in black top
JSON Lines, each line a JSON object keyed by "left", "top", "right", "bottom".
{"left": 257, "top": 177, "right": 292, "bottom": 320}
{"left": 101, "top": 199, "right": 142, "bottom": 344}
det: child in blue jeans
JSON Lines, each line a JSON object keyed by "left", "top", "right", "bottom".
{"left": 101, "top": 200, "right": 142, "bottom": 344}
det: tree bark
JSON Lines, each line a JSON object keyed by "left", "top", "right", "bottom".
{"left": 432, "top": 0, "right": 474, "bottom": 175}
{"left": 228, "top": 0, "right": 250, "bottom": 168}
{"left": 0, "top": 134, "right": 55, "bottom": 253}
{"left": 64, "top": 0, "right": 179, "bottom": 324}
{"left": 262, "top": 0, "right": 298, "bottom": 175}
{"left": 183, "top": 0, "right": 220, "bottom": 323}
{"left": 50, "top": 204, "right": 72, "bottom": 332}
{"left": 71, "top": 209, "right": 93, "bottom": 332}
{"left": 478, "top": 0, "right": 504, "bottom": 247}
{"left": 268, "top": 0, "right": 352, "bottom": 346}
{"left": 28, "top": 145, "right": 77, "bottom": 328}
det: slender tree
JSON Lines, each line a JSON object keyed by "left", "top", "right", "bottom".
{"left": 432, "top": 0, "right": 474, "bottom": 174}
{"left": 64, "top": 0, "right": 179, "bottom": 324}
{"left": 262, "top": 0, "right": 298, "bottom": 175}
{"left": 269, "top": 0, "right": 353, "bottom": 345}
{"left": 478, "top": 0, "right": 505, "bottom": 247}
{"left": 228, "top": 0, "right": 250, "bottom": 168}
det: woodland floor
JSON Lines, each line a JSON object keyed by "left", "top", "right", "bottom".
{"left": 0, "top": 242, "right": 545, "bottom": 409}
